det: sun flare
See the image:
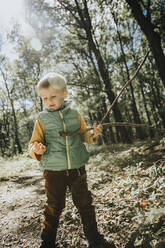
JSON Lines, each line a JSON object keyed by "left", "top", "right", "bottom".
{"left": 0, "top": 0, "right": 43, "bottom": 53}
{"left": 0, "top": 0, "right": 25, "bottom": 30}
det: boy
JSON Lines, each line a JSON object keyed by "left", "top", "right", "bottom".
{"left": 29, "top": 73, "right": 116, "bottom": 248}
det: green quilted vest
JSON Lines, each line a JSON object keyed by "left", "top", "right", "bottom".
{"left": 38, "top": 100, "right": 90, "bottom": 171}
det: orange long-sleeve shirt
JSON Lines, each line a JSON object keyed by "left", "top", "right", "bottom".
{"left": 29, "top": 112, "right": 98, "bottom": 161}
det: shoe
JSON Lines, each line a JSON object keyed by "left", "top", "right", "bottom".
{"left": 89, "top": 239, "right": 116, "bottom": 248}
{"left": 99, "top": 239, "right": 116, "bottom": 248}
{"left": 40, "top": 240, "right": 57, "bottom": 248}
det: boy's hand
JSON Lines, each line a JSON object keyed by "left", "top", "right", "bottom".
{"left": 32, "top": 142, "right": 47, "bottom": 155}
{"left": 92, "top": 123, "right": 103, "bottom": 138}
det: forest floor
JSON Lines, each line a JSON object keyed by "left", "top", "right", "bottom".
{"left": 0, "top": 138, "right": 165, "bottom": 248}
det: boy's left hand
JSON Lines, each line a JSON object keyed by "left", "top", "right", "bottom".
{"left": 92, "top": 123, "right": 103, "bottom": 138}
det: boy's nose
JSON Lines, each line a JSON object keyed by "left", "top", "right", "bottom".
{"left": 47, "top": 98, "right": 54, "bottom": 104}
{"left": 47, "top": 98, "right": 55, "bottom": 108}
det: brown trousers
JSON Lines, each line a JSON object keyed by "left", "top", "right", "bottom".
{"left": 41, "top": 166, "right": 100, "bottom": 244}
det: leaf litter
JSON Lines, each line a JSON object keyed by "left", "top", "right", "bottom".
{"left": 0, "top": 138, "right": 164, "bottom": 247}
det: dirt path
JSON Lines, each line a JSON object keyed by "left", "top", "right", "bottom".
{"left": 0, "top": 168, "right": 45, "bottom": 248}
{"left": 0, "top": 164, "right": 120, "bottom": 248}
{"left": 0, "top": 141, "right": 164, "bottom": 248}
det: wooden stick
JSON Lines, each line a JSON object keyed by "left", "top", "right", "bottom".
{"left": 100, "top": 50, "right": 150, "bottom": 124}
{"left": 59, "top": 122, "right": 149, "bottom": 136}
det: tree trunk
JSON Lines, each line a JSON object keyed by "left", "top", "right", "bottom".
{"left": 101, "top": 96, "right": 116, "bottom": 143}
{"left": 86, "top": 29, "right": 131, "bottom": 142}
{"left": 125, "top": 0, "right": 165, "bottom": 88}
{"left": 87, "top": 50, "right": 116, "bottom": 143}
{"left": 149, "top": 58, "right": 165, "bottom": 127}
{"left": 10, "top": 100, "right": 23, "bottom": 153}
{"left": 138, "top": 80, "right": 155, "bottom": 137}
{"left": 0, "top": 124, "right": 5, "bottom": 156}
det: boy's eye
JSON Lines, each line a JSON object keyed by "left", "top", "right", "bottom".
{"left": 52, "top": 96, "right": 56, "bottom": 98}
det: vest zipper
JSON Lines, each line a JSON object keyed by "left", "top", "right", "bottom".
{"left": 59, "top": 110, "right": 71, "bottom": 170}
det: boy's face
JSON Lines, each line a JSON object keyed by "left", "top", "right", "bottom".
{"left": 39, "top": 85, "right": 68, "bottom": 110}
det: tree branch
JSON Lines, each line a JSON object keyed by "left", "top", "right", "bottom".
{"left": 59, "top": 122, "right": 149, "bottom": 137}
{"left": 100, "top": 50, "right": 150, "bottom": 124}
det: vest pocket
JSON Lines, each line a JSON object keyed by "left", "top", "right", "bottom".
{"left": 70, "top": 143, "right": 90, "bottom": 165}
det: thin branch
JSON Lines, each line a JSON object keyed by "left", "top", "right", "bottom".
{"left": 100, "top": 50, "right": 150, "bottom": 124}
{"left": 59, "top": 122, "right": 149, "bottom": 137}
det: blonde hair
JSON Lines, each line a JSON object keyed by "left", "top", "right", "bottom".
{"left": 37, "top": 73, "right": 67, "bottom": 90}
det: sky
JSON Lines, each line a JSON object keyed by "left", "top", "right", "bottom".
{"left": 0, "top": 0, "right": 24, "bottom": 59}
{"left": 0, "top": 0, "right": 25, "bottom": 32}
{"left": 0, "top": 0, "right": 55, "bottom": 33}
{"left": 0, "top": 0, "right": 43, "bottom": 59}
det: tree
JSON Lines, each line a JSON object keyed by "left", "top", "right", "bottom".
{"left": 125, "top": 0, "right": 165, "bottom": 88}
{"left": 53, "top": 0, "right": 132, "bottom": 143}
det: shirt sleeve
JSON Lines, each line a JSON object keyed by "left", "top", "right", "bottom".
{"left": 28, "top": 118, "right": 45, "bottom": 161}
{"left": 77, "top": 112, "right": 98, "bottom": 144}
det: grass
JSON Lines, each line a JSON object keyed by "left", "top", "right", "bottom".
{"left": 0, "top": 153, "right": 38, "bottom": 179}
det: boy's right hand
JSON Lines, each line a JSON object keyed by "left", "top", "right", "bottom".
{"left": 32, "top": 142, "right": 47, "bottom": 155}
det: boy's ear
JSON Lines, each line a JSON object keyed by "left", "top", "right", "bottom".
{"left": 64, "top": 89, "right": 68, "bottom": 99}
